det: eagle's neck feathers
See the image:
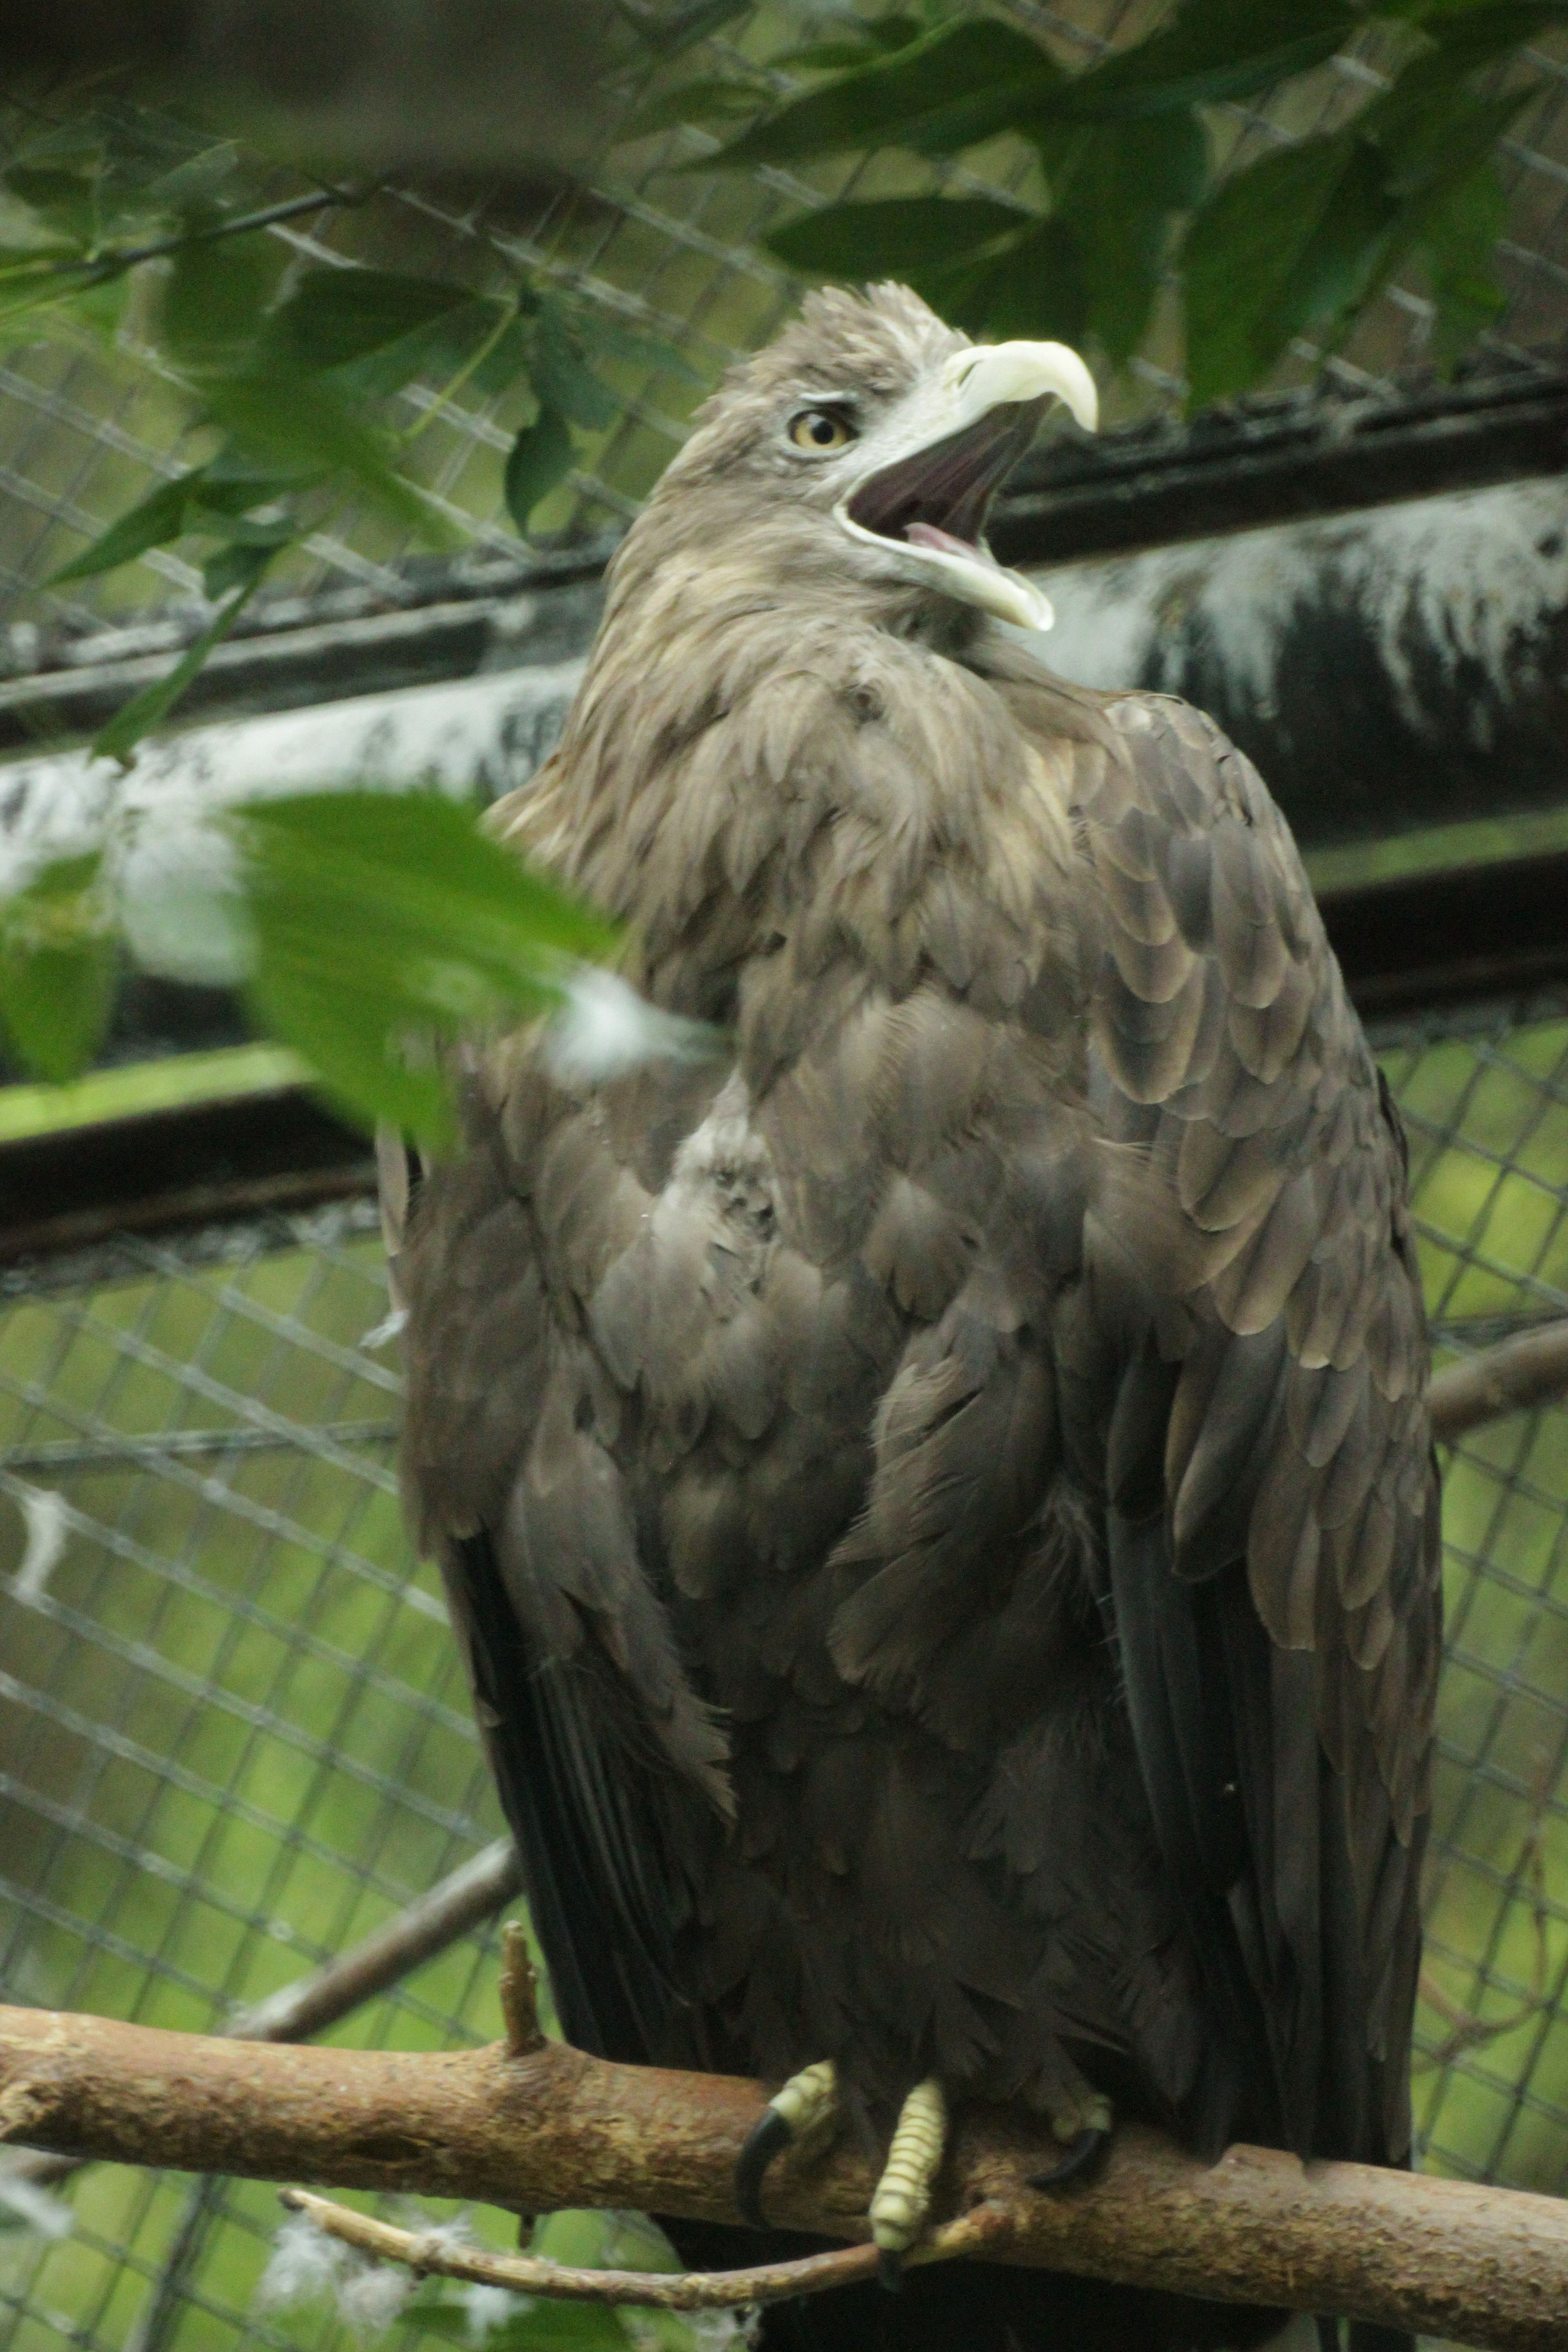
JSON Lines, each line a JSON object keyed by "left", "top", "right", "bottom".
{"left": 496, "top": 534, "right": 1097, "bottom": 1069}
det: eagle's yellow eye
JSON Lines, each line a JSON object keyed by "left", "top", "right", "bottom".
{"left": 788, "top": 408, "right": 856, "bottom": 452}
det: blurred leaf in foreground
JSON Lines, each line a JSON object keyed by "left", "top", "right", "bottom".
{"left": 235, "top": 791, "right": 619, "bottom": 1143}
{"left": 0, "top": 851, "right": 119, "bottom": 1083}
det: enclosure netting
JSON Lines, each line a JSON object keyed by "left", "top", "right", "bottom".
{"left": 0, "top": 995, "right": 1563, "bottom": 2352}
{"left": 2, "top": 0, "right": 1567, "bottom": 639}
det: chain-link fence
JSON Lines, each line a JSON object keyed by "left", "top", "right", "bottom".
{"left": 0, "top": 995, "right": 1565, "bottom": 2350}
{"left": 4, "top": 0, "right": 1568, "bottom": 651}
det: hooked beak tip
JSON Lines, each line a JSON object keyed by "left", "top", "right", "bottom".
{"left": 946, "top": 339, "right": 1098, "bottom": 435}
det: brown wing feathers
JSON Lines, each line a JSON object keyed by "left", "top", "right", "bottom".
{"left": 1063, "top": 690, "right": 1439, "bottom": 2162}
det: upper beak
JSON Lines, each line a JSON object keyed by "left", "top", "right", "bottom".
{"left": 940, "top": 341, "right": 1099, "bottom": 437}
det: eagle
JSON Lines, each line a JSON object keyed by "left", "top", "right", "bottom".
{"left": 393, "top": 285, "right": 1440, "bottom": 2352}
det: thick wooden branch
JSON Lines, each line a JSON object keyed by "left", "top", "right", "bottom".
{"left": 2, "top": 2004, "right": 1565, "bottom": 2350}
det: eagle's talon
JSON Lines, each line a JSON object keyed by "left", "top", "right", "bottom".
{"left": 877, "top": 2248, "right": 906, "bottom": 2294}
{"left": 1028, "top": 2123, "right": 1111, "bottom": 2189}
{"left": 733, "top": 2107, "right": 795, "bottom": 2228}
{"left": 733, "top": 2059, "right": 838, "bottom": 2227}
{"left": 868, "top": 2076, "right": 949, "bottom": 2259}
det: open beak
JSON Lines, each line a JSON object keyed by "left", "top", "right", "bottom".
{"left": 835, "top": 341, "right": 1097, "bottom": 630}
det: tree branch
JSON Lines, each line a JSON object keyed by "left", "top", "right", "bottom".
{"left": 2, "top": 2003, "right": 1565, "bottom": 2350}
{"left": 1428, "top": 1318, "right": 1568, "bottom": 1441}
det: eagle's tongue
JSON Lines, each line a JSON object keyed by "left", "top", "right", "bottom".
{"left": 904, "top": 519, "right": 989, "bottom": 563}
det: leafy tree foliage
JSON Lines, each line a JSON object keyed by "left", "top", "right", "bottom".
{"left": 671, "top": 0, "right": 1560, "bottom": 397}
{"left": 0, "top": 100, "right": 692, "bottom": 757}
{"left": 0, "top": 0, "right": 1560, "bottom": 1131}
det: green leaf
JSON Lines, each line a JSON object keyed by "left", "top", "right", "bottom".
{"left": 1415, "top": 1, "right": 1568, "bottom": 63}
{"left": 160, "top": 230, "right": 283, "bottom": 371}
{"left": 266, "top": 268, "right": 479, "bottom": 374}
{"left": 1181, "top": 133, "right": 1400, "bottom": 406}
{"left": 764, "top": 194, "right": 1032, "bottom": 281}
{"left": 0, "top": 260, "right": 83, "bottom": 329}
{"left": 532, "top": 306, "right": 619, "bottom": 430}
{"left": 1361, "top": 63, "right": 1539, "bottom": 197}
{"left": 144, "top": 140, "right": 243, "bottom": 213}
{"left": 46, "top": 472, "right": 201, "bottom": 585}
{"left": 769, "top": 16, "right": 925, "bottom": 69}
{"left": 200, "top": 535, "right": 286, "bottom": 601}
{"left": 0, "top": 851, "right": 119, "bottom": 1085}
{"left": 621, "top": 74, "right": 772, "bottom": 139}
{"left": 1418, "top": 157, "right": 1511, "bottom": 368}
{"left": 694, "top": 18, "right": 1060, "bottom": 168}
{"left": 937, "top": 214, "right": 1087, "bottom": 341}
{"left": 564, "top": 307, "right": 705, "bottom": 387}
{"left": 4, "top": 166, "right": 98, "bottom": 245}
{"left": 612, "top": 0, "right": 752, "bottom": 59}
{"left": 234, "top": 790, "right": 617, "bottom": 1143}
{"left": 766, "top": 197, "right": 1090, "bottom": 341}
{"left": 194, "top": 449, "right": 315, "bottom": 513}
{"left": 505, "top": 407, "right": 574, "bottom": 533}
{"left": 201, "top": 368, "right": 455, "bottom": 541}
{"left": 92, "top": 583, "right": 260, "bottom": 765}
{"left": 1038, "top": 0, "right": 1357, "bottom": 122}
{"left": 194, "top": 505, "right": 299, "bottom": 545}
{"left": 1052, "top": 111, "right": 1209, "bottom": 363}
{"left": 332, "top": 296, "right": 512, "bottom": 400}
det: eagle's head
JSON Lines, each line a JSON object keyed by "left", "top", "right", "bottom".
{"left": 637, "top": 282, "right": 1096, "bottom": 633}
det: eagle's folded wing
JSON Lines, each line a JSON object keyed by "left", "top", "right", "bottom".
{"left": 1072, "top": 691, "right": 1440, "bottom": 2166}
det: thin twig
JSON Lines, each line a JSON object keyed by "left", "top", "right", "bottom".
{"left": 495, "top": 1922, "right": 544, "bottom": 2058}
{"left": 277, "top": 2186, "right": 1007, "bottom": 2311}
{"left": 2, "top": 185, "right": 371, "bottom": 292}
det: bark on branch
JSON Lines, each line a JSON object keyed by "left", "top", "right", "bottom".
{"left": 2, "top": 2002, "right": 1565, "bottom": 2351}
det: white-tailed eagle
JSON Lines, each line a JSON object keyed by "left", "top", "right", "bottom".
{"left": 394, "top": 285, "right": 1439, "bottom": 2352}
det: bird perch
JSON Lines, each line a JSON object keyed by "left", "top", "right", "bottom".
{"left": 1, "top": 1994, "right": 1565, "bottom": 2352}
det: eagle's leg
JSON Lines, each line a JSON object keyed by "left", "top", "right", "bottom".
{"left": 733, "top": 2058, "right": 838, "bottom": 2226}
{"left": 869, "top": 2075, "right": 949, "bottom": 2290}
{"left": 1027, "top": 2087, "right": 1113, "bottom": 2188}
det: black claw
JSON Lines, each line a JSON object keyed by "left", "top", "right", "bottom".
{"left": 733, "top": 2106, "right": 793, "bottom": 2227}
{"left": 877, "top": 2249, "right": 906, "bottom": 2294}
{"left": 1028, "top": 2125, "right": 1111, "bottom": 2190}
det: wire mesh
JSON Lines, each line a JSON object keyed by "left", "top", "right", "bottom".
{"left": 0, "top": 1200, "right": 511, "bottom": 2352}
{"left": 2, "top": 0, "right": 1568, "bottom": 646}
{"left": 1376, "top": 992, "right": 1568, "bottom": 2201}
{"left": 0, "top": 997, "right": 1563, "bottom": 2351}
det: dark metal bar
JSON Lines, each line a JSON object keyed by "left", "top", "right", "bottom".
{"left": 0, "top": 1088, "right": 374, "bottom": 1263}
{"left": 993, "top": 362, "right": 1568, "bottom": 565}
{"left": 0, "top": 565, "right": 606, "bottom": 751}
{"left": 1318, "top": 849, "right": 1568, "bottom": 1016}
